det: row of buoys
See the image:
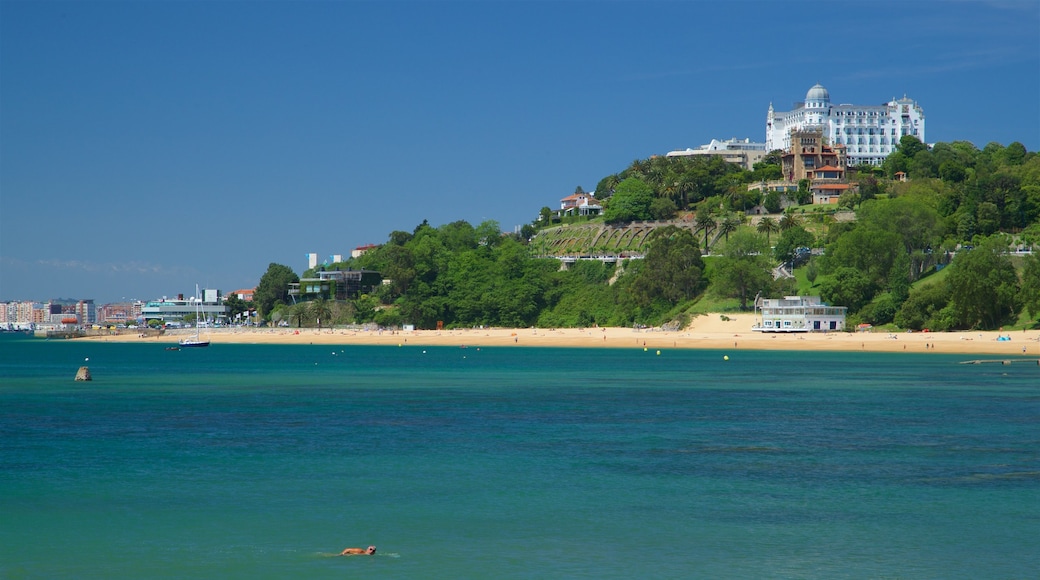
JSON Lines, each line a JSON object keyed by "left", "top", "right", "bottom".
{"left": 641, "top": 346, "right": 730, "bottom": 360}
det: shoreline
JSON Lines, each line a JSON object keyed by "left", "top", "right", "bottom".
{"left": 74, "top": 313, "right": 1040, "bottom": 357}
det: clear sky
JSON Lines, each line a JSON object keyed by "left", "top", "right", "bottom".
{"left": 2, "top": 0, "right": 1038, "bottom": 304}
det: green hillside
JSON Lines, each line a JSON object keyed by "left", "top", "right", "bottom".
{"left": 261, "top": 137, "right": 1039, "bottom": 331}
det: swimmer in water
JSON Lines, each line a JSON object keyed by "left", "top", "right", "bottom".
{"left": 340, "top": 545, "right": 376, "bottom": 556}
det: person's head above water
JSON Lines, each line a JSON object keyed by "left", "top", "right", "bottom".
{"left": 366, "top": 546, "right": 376, "bottom": 554}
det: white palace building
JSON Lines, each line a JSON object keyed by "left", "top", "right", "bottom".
{"left": 766, "top": 84, "right": 925, "bottom": 167}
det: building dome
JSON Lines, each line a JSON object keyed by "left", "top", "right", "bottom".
{"left": 806, "top": 83, "right": 830, "bottom": 103}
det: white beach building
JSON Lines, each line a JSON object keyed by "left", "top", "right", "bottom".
{"left": 752, "top": 295, "right": 847, "bottom": 333}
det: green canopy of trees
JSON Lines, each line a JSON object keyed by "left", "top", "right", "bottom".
{"left": 254, "top": 263, "right": 299, "bottom": 318}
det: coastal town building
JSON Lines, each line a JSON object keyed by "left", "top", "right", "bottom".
{"left": 559, "top": 191, "right": 602, "bottom": 216}
{"left": 352, "top": 244, "right": 379, "bottom": 259}
{"left": 288, "top": 269, "right": 382, "bottom": 302}
{"left": 665, "top": 138, "right": 768, "bottom": 170}
{"left": 752, "top": 295, "right": 847, "bottom": 333}
{"left": 766, "top": 84, "right": 925, "bottom": 167}
{"left": 779, "top": 127, "right": 855, "bottom": 205}
{"left": 141, "top": 290, "right": 228, "bottom": 325}
{"left": 74, "top": 300, "right": 96, "bottom": 326}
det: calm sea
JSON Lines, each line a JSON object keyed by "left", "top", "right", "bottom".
{"left": 1, "top": 334, "right": 1037, "bottom": 579}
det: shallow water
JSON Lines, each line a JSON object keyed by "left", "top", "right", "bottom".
{"left": 1, "top": 335, "right": 1037, "bottom": 578}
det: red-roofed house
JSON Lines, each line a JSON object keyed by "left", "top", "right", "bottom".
{"left": 560, "top": 192, "right": 602, "bottom": 216}
{"left": 351, "top": 244, "right": 380, "bottom": 259}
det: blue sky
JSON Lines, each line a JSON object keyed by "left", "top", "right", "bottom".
{"left": 2, "top": 0, "right": 1038, "bottom": 303}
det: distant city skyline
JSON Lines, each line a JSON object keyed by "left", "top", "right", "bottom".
{"left": 2, "top": 1, "right": 1038, "bottom": 303}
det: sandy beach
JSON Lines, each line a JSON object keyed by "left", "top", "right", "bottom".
{"left": 79, "top": 313, "right": 1040, "bottom": 358}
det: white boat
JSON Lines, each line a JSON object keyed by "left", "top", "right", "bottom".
{"left": 179, "top": 285, "right": 210, "bottom": 347}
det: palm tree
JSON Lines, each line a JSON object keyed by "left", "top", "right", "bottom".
{"left": 697, "top": 211, "right": 717, "bottom": 254}
{"left": 630, "top": 159, "right": 651, "bottom": 177}
{"left": 757, "top": 217, "right": 779, "bottom": 244}
{"left": 778, "top": 213, "right": 802, "bottom": 232}
{"left": 290, "top": 302, "right": 308, "bottom": 328}
{"left": 310, "top": 297, "right": 332, "bottom": 330}
{"left": 600, "top": 174, "right": 621, "bottom": 197}
{"left": 676, "top": 175, "right": 695, "bottom": 210}
{"left": 719, "top": 215, "right": 741, "bottom": 243}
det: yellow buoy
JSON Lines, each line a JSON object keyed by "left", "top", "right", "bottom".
{"left": 724, "top": 355, "right": 730, "bottom": 361}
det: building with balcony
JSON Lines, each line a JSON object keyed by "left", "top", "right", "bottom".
{"left": 559, "top": 192, "right": 602, "bottom": 216}
{"left": 767, "top": 84, "right": 924, "bottom": 167}
{"left": 665, "top": 138, "right": 768, "bottom": 170}
{"left": 288, "top": 269, "right": 382, "bottom": 302}
{"left": 752, "top": 295, "right": 847, "bottom": 333}
{"left": 141, "top": 291, "right": 228, "bottom": 324}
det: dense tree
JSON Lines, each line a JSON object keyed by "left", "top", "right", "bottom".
{"left": 538, "top": 206, "right": 554, "bottom": 225}
{"left": 604, "top": 178, "right": 654, "bottom": 223}
{"left": 858, "top": 196, "right": 943, "bottom": 255}
{"left": 1019, "top": 252, "right": 1040, "bottom": 322}
{"left": 649, "top": 197, "right": 678, "bottom": 220}
{"left": 773, "top": 225, "right": 814, "bottom": 266}
{"left": 763, "top": 190, "right": 783, "bottom": 214}
{"left": 630, "top": 226, "right": 705, "bottom": 308}
{"left": 819, "top": 267, "right": 877, "bottom": 313}
{"left": 856, "top": 174, "right": 882, "bottom": 201}
{"left": 352, "top": 295, "right": 378, "bottom": 323}
{"left": 945, "top": 237, "right": 1021, "bottom": 329}
{"left": 388, "top": 230, "right": 413, "bottom": 247}
{"left": 858, "top": 292, "right": 900, "bottom": 326}
{"left": 254, "top": 263, "right": 299, "bottom": 319}
{"left": 824, "top": 227, "right": 902, "bottom": 288}
{"left": 897, "top": 135, "right": 928, "bottom": 159}
{"left": 593, "top": 154, "right": 748, "bottom": 213}
{"left": 750, "top": 157, "right": 782, "bottom": 182}
{"left": 223, "top": 293, "right": 251, "bottom": 321}
{"left": 894, "top": 282, "right": 952, "bottom": 331}
{"left": 594, "top": 174, "right": 621, "bottom": 199}
{"left": 711, "top": 229, "right": 773, "bottom": 310}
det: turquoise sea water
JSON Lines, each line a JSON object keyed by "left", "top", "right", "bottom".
{"left": 1, "top": 334, "right": 1038, "bottom": 579}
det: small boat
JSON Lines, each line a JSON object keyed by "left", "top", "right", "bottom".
{"left": 165, "top": 346, "right": 181, "bottom": 351}
{"left": 179, "top": 284, "right": 211, "bottom": 348}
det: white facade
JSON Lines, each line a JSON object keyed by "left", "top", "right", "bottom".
{"left": 766, "top": 84, "right": 924, "bottom": 166}
{"left": 752, "top": 296, "right": 847, "bottom": 333}
{"left": 666, "top": 138, "right": 767, "bottom": 170}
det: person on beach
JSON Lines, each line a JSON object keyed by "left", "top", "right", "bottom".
{"left": 340, "top": 546, "right": 376, "bottom": 556}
